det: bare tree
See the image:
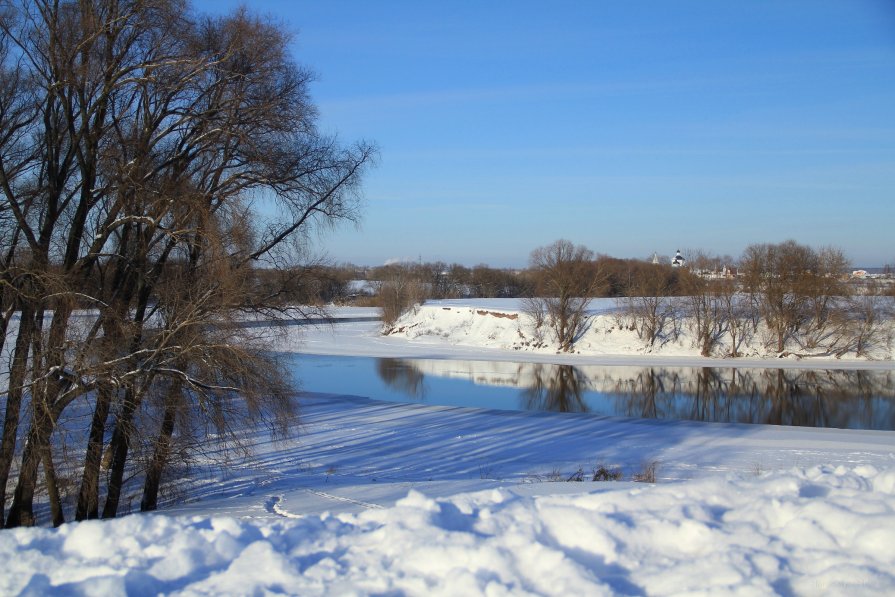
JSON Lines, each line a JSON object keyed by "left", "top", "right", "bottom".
{"left": 740, "top": 240, "right": 856, "bottom": 355}
{"left": 527, "top": 240, "right": 604, "bottom": 352}
{"left": 741, "top": 241, "right": 817, "bottom": 353}
{"left": 800, "top": 246, "right": 850, "bottom": 350}
{"left": 840, "top": 290, "right": 889, "bottom": 357}
{"left": 683, "top": 275, "right": 727, "bottom": 357}
{"left": 0, "top": 13, "right": 40, "bottom": 522}
{"left": 621, "top": 262, "right": 682, "bottom": 349}
{"left": 377, "top": 263, "right": 429, "bottom": 329}
{"left": 717, "top": 278, "right": 754, "bottom": 357}
{"left": 2, "top": 0, "right": 374, "bottom": 527}
{"left": 680, "top": 251, "right": 741, "bottom": 357}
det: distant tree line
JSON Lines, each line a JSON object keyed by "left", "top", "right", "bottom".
{"left": 329, "top": 240, "right": 891, "bottom": 355}
{"left": 525, "top": 239, "right": 892, "bottom": 355}
{"left": 316, "top": 241, "right": 892, "bottom": 349}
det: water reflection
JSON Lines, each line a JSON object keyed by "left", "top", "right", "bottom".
{"left": 521, "top": 365, "right": 590, "bottom": 413}
{"left": 613, "top": 367, "right": 895, "bottom": 429}
{"left": 374, "top": 358, "right": 895, "bottom": 429}
{"left": 377, "top": 358, "right": 426, "bottom": 398}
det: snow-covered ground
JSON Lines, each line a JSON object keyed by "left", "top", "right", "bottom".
{"left": 4, "top": 464, "right": 894, "bottom": 595}
{"left": 2, "top": 301, "right": 895, "bottom": 595}
{"left": 375, "top": 298, "right": 895, "bottom": 366}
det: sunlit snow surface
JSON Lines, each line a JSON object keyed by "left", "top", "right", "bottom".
{"left": 2, "top": 303, "right": 895, "bottom": 595}
{"left": 3, "top": 467, "right": 894, "bottom": 595}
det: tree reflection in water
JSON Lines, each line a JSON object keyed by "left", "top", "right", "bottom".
{"left": 376, "top": 358, "right": 426, "bottom": 398}
{"left": 372, "top": 358, "right": 895, "bottom": 429}
{"left": 614, "top": 367, "right": 895, "bottom": 429}
{"left": 521, "top": 364, "right": 590, "bottom": 413}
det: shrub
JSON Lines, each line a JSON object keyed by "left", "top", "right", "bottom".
{"left": 592, "top": 464, "right": 624, "bottom": 482}
{"left": 378, "top": 270, "right": 428, "bottom": 328}
{"left": 632, "top": 460, "right": 659, "bottom": 483}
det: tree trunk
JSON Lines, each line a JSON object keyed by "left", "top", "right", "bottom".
{"left": 6, "top": 301, "right": 78, "bottom": 527}
{"left": 102, "top": 390, "right": 139, "bottom": 519}
{"left": 141, "top": 382, "right": 181, "bottom": 512}
{"left": 0, "top": 307, "right": 35, "bottom": 522}
{"left": 5, "top": 408, "right": 53, "bottom": 528}
{"left": 76, "top": 384, "right": 114, "bottom": 520}
{"left": 42, "top": 445, "right": 65, "bottom": 527}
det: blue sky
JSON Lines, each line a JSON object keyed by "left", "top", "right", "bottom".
{"left": 193, "top": 1, "right": 895, "bottom": 267}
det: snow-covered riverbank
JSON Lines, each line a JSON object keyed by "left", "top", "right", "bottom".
{"left": 289, "top": 300, "right": 895, "bottom": 371}
{"left": 380, "top": 298, "right": 895, "bottom": 367}
{"left": 2, "top": 302, "right": 894, "bottom": 595}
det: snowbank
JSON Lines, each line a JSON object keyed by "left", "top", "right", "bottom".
{"left": 384, "top": 299, "right": 895, "bottom": 366}
{"left": 2, "top": 466, "right": 893, "bottom": 595}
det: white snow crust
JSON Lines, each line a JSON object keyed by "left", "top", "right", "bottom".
{"left": 2, "top": 465, "right": 893, "bottom": 595}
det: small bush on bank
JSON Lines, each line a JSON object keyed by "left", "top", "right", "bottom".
{"left": 632, "top": 460, "right": 659, "bottom": 483}
{"left": 593, "top": 464, "right": 624, "bottom": 482}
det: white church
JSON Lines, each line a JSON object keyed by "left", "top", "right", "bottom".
{"left": 651, "top": 250, "right": 686, "bottom": 267}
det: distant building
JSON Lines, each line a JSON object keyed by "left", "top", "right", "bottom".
{"left": 671, "top": 250, "right": 686, "bottom": 268}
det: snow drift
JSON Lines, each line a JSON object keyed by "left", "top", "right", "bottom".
{"left": 2, "top": 466, "right": 893, "bottom": 596}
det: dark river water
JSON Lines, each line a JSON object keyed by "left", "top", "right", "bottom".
{"left": 286, "top": 354, "right": 895, "bottom": 430}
